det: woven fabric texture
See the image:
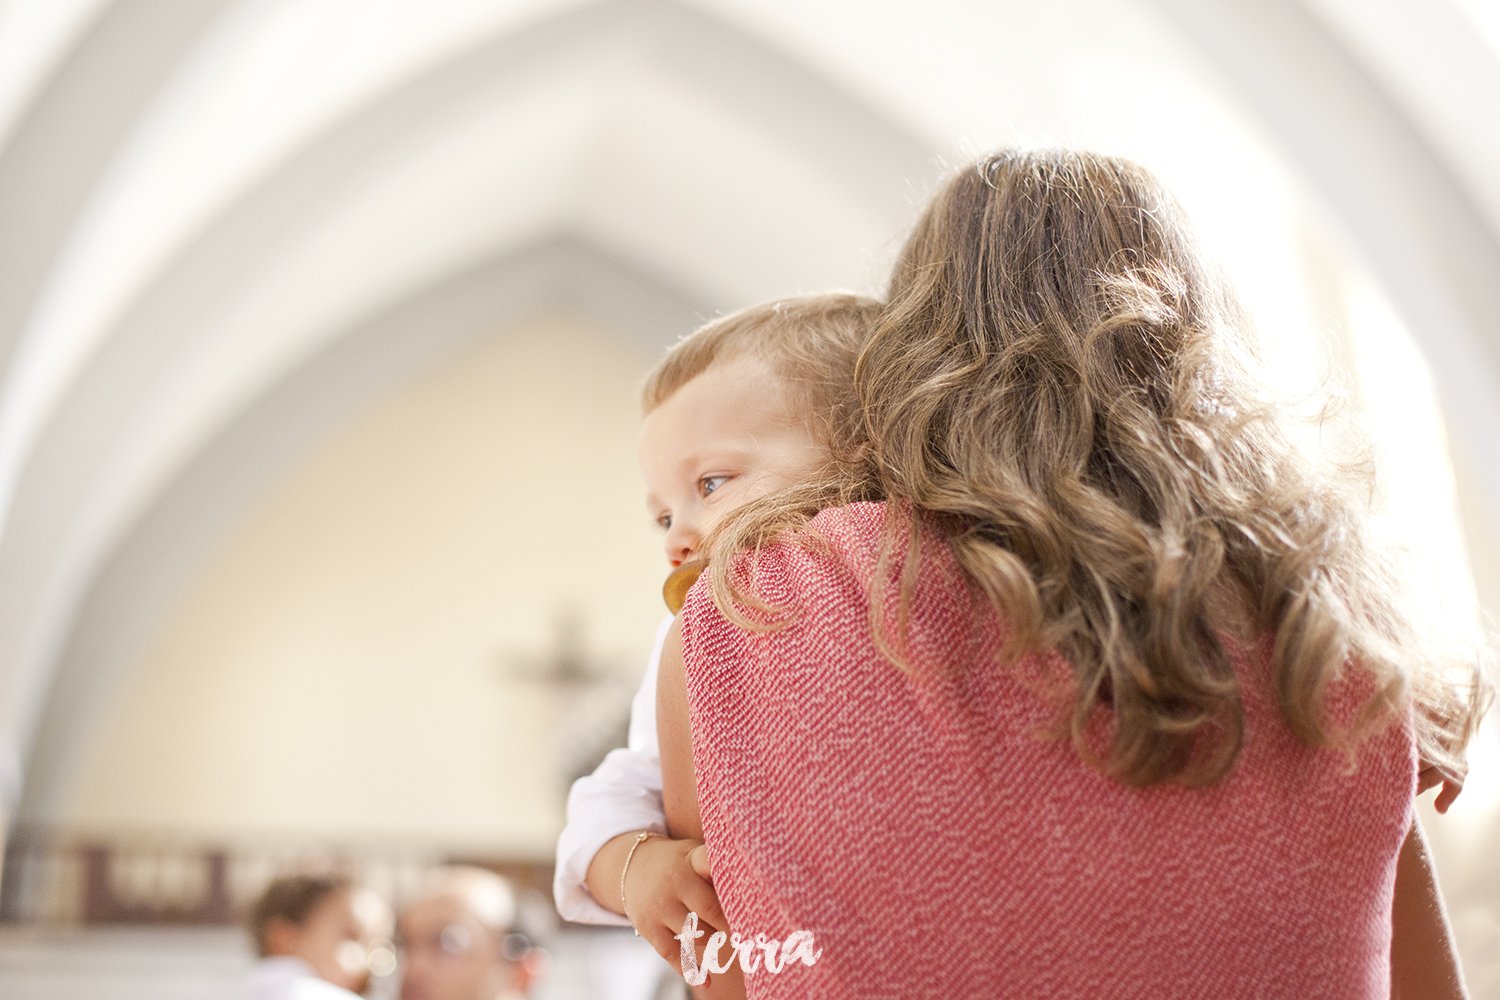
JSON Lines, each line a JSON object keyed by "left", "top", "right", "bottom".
{"left": 679, "top": 501, "right": 1415, "bottom": 1000}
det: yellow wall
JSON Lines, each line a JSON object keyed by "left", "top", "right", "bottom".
{"left": 60, "top": 310, "right": 666, "bottom": 856}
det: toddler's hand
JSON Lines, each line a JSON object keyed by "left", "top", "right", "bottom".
{"left": 1417, "top": 760, "right": 1465, "bottom": 813}
{"left": 624, "top": 836, "right": 728, "bottom": 971}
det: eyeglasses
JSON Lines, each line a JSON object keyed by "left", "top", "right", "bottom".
{"left": 501, "top": 931, "right": 532, "bottom": 963}
{"left": 396, "top": 923, "right": 532, "bottom": 962}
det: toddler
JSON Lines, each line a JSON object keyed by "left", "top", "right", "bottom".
{"left": 552, "top": 293, "right": 881, "bottom": 955}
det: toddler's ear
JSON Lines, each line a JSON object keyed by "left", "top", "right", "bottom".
{"left": 688, "top": 843, "right": 714, "bottom": 881}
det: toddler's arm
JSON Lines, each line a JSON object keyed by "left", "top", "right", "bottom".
{"left": 554, "top": 616, "right": 673, "bottom": 926}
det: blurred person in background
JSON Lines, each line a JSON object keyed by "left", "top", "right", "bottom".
{"left": 398, "top": 865, "right": 546, "bottom": 1000}
{"left": 245, "top": 874, "right": 394, "bottom": 999}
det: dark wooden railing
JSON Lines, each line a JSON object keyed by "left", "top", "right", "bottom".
{"left": 0, "top": 827, "right": 554, "bottom": 927}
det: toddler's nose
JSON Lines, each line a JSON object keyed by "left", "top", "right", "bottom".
{"left": 665, "top": 525, "right": 699, "bottom": 568}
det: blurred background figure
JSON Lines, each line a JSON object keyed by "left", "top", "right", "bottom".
{"left": 398, "top": 866, "right": 545, "bottom": 1000}
{"left": 246, "top": 874, "right": 394, "bottom": 1000}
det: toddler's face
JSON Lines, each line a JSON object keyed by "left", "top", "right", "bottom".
{"left": 639, "top": 358, "right": 826, "bottom": 568}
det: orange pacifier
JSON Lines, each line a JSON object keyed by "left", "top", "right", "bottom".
{"left": 662, "top": 558, "right": 707, "bottom": 614}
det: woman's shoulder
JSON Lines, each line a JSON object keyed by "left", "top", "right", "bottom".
{"left": 803, "top": 501, "right": 891, "bottom": 551}
{"left": 728, "top": 501, "right": 891, "bottom": 599}
{"left": 791, "top": 501, "right": 918, "bottom": 582}
{"left": 766, "top": 500, "right": 969, "bottom": 611}
{"left": 699, "top": 502, "right": 907, "bottom": 620}
{"left": 805, "top": 499, "right": 891, "bottom": 533}
{"left": 802, "top": 500, "right": 960, "bottom": 569}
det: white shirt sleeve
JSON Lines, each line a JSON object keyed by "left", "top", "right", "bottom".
{"left": 553, "top": 614, "right": 672, "bottom": 925}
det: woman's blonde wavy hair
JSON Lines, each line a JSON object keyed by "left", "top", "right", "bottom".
{"left": 704, "top": 148, "right": 1491, "bottom": 788}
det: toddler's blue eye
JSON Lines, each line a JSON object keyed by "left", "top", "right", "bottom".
{"left": 700, "top": 476, "right": 729, "bottom": 497}
{"left": 657, "top": 513, "right": 672, "bottom": 530}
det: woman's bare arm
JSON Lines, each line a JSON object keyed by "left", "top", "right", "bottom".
{"left": 1391, "top": 813, "right": 1468, "bottom": 1000}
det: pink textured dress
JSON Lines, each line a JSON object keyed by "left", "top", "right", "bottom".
{"left": 679, "top": 502, "right": 1415, "bottom": 1000}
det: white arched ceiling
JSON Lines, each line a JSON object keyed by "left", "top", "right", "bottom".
{"left": 1147, "top": 0, "right": 1500, "bottom": 532}
{"left": 1303, "top": 0, "right": 1500, "bottom": 234}
{"left": 1, "top": 0, "right": 1499, "bottom": 825}
{"left": 0, "top": 0, "right": 935, "bottom": 817}
{"left": 0, "top": 0, "right": 113, "bottom": 149}
{"left": 0, "top": 0, "right": 237, "bottom": 415}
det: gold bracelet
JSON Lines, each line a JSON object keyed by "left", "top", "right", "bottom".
{"left": 619, "top": 830, "right": 659, "bottom": 935}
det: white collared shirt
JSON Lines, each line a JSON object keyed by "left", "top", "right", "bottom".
{"left": 243, "top": 956, "right": 363, "bottom": 1000}
{"left": 552, "top": 615, "right": 673, "bottom": 925}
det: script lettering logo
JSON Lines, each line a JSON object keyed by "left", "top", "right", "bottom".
{"left": 674, "top": 912, "right": 823, "bottom": 986}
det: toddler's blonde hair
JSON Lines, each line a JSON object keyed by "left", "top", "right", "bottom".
{"left": 643, "top": 293, "right": 883, "bottom": 460}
